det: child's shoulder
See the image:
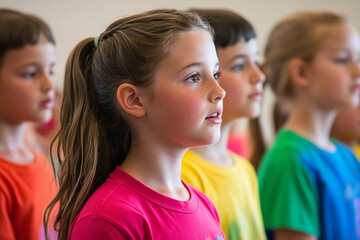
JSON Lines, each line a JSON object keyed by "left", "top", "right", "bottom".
{"left": 272, "top": 129, "right": 309, "bottom": 148}
{"left": 266, "top": 129, "right": 320, "bottom": 158}
{"left": 73, "top": 172, "right": 147, "bottom": 229}
{"left": 70, "top": 192, "right": 150, "bottom": 239}
{"left": 0, "top": 149, "right": 48, "bottom": 173}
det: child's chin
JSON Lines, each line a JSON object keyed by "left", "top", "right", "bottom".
{"left": 36, "top": 117, "right": 57, "bottom": 136}
{"left": 203, "top": 135, "right": 221, "bottom": 146}
{"left": 37, "top": 112, "right": 53, "bottom": 124}
{"left": 187, "top": 132, "right": 221, "bottom": 148}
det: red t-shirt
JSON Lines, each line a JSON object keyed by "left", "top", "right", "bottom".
{"left": 0, "top": 151, "right": 57, "bottom": 240}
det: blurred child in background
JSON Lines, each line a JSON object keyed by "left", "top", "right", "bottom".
{"left": 182, "top": 9, "right": 266, "bottom": 240}
{"left": 258, "top": 10, "right": 360, "bottom": 240}
{"left": 0, "top": 8, "right": 57, "bottom": 240}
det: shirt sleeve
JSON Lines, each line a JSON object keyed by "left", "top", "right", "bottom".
{"left": 70, "top": 216, "right": 137, "bottom": 240}
{"left": 0, "top": 191, "right": 15, "bottom": 240}
{"left": 258, "top": 148, "right": 319, "bottom": 237}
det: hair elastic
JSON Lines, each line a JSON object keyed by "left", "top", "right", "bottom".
{"left": 94, "top": 36, "right": 99, "bottom": 48}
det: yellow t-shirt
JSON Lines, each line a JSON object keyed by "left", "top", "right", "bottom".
{"left": 355, "top": 144, "right": 360, "bottom": 161}
{"left": 182, "top": 150, "right": 266, "bottom": 240}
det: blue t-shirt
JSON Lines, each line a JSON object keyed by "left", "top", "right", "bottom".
{"left": 258, "top": 129, "right": 360, "bottom": 240}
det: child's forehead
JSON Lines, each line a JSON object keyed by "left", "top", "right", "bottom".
{"left": 315, "top": 23, "right": 360, "bottom": 52}
{"left": 2, "top": 40, "right": 55, "bottom": 68}
{"left": 166, "top": 29, "right": 214, "bottom": 57}
{"left": 216, "top": 38, "right": 259, "bottom": 60}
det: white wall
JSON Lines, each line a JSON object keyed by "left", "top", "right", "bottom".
{"left": 2, "top": 0, "right": 360, "bottom": 143}
{"left": 2, "top": 0, "right": 360, "bottom": 88}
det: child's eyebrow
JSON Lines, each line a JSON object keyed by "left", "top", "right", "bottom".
{"left": 230, "top": 54, "right": 246, "bottom": 61}
{"left": 177, "top": 62, "right": 219, "bottom": 73}
{"left": 19, "top": 61, "right": 56, "bottom": 69}
{"left": 177, "top": 62, "right": 202, "bottom": 74}
{"left": 230, "top": 51, "right": 260, "bottom": 62}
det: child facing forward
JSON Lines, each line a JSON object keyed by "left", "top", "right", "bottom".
{"left": 45, "top": 9, "right": 226, "bottom": 240}
{"left": 258, "top": 11, "right": 360, "bottom": 240}
{"left": 181, "top": 9, "right": 266, "bottom": 240}
{"left": 0, "top": 9, "right": 57, "bottom": 240}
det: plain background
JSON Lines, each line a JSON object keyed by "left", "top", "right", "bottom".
{"left": 2, "top": 0, "right": 360, "bottom": 143}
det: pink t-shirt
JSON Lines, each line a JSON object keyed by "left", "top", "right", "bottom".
{"left": 69, "top": 167, "right": 225, "bottom": 240}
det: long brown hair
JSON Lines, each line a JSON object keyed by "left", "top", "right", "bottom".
{"left": 44, "top": 9, "right": 212, "bottom": 239}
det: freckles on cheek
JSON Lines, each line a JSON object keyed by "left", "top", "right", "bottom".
{"left": 182, "top": 97, "right": 203, "bottom": 115}
{"left": 169, "top": 94, "right": 204, "bottom": 129}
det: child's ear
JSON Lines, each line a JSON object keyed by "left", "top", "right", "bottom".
{"left": 289, "top": 58, "right": 310, "bottom": 87}
{"left": 116, "top": 83, "right": 145, "bottom": 117}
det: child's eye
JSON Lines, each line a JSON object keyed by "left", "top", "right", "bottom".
{"left": 213, "top": 71, "right": 221, "bottom": 81}
{"left": 334, "top": 57, "right": 349, "bottom": 64}
{"left": 22, "top": 72, "right": 37, "bottom": 79}
{"left": 232, "top": 65, "right": 244, "bottom": 71}
{"left": 185, "top": 74, "right": 199, "bottom": 83}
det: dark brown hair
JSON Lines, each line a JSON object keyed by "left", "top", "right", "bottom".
{"left": 190, "top": 8, "right": 256, "bottom": 48}
{"left": 0, "top": 8, "right": 55, "bottom": 68}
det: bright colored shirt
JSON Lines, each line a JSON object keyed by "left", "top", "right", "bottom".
{"left": 0, "top": 151, "right": 57, "bottom": 240}
{"left": 258, "top": 129, "right": 360, "bottom": 240}
{"left": 69, "top": 167, "right": 225, "bottom": 240}
{"left": 355, "top": 144, "right": 360, "bottom": 160}
{"left": 181, "top": 150, "right": 266, "bottom": 240}
{"left": 227, "top": 133, "right": 251, "bottom": 158}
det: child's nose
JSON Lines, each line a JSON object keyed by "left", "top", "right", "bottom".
{"left": 41, "top": 73, "right": 53, "bottom": 92}
{"left": 250, "top": 63, "right": 265, "bottom": 84}
{"left": 209, "top": 78, "right": 226, "bottom": 103}
{"left": 352, "top": 61, "right": 360, "bottom": 79}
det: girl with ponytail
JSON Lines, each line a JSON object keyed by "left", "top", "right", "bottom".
{"left": 45, "top": 9, "right": 226, "bottom": 240}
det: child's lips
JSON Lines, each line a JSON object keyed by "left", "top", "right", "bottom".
{"left": 40, "top": 98, "right": 54, "bottom": 109}
{"left": 248, "top": 91, "right": 263, "bottom": 100}
{"left": 350, "top": 84, "right": 360, "bottom": 93}
{"left": 205, "top": 109, "right": 223, "bottom": 124}
{"left": 206, "top": 109, "right": 222, "bottom": 118}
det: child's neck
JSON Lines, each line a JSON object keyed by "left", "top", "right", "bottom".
{"left": 284, "top": 104, "right": 337, "bottom": 152}
{"left": 191, "top": 120, "right": 235, "bottom": 167}
{"left": 0, "top": 122, "right": 34, "bottom": 164}
{"left": 120, "top": 138, "right": 189, "bottom": 201}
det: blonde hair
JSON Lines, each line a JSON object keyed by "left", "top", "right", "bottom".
{"left": 265, "top": 11, "right": 346, "bottom": 102}
{"left": 44, "top": 9, "right": 212, "bottom": 239}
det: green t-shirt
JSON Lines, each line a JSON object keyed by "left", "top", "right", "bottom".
{"left": 258, "top": 129, "right": 360, "bottom": 239}
{"left": 258, "top": 130, "right": 319, "bottom": 236}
